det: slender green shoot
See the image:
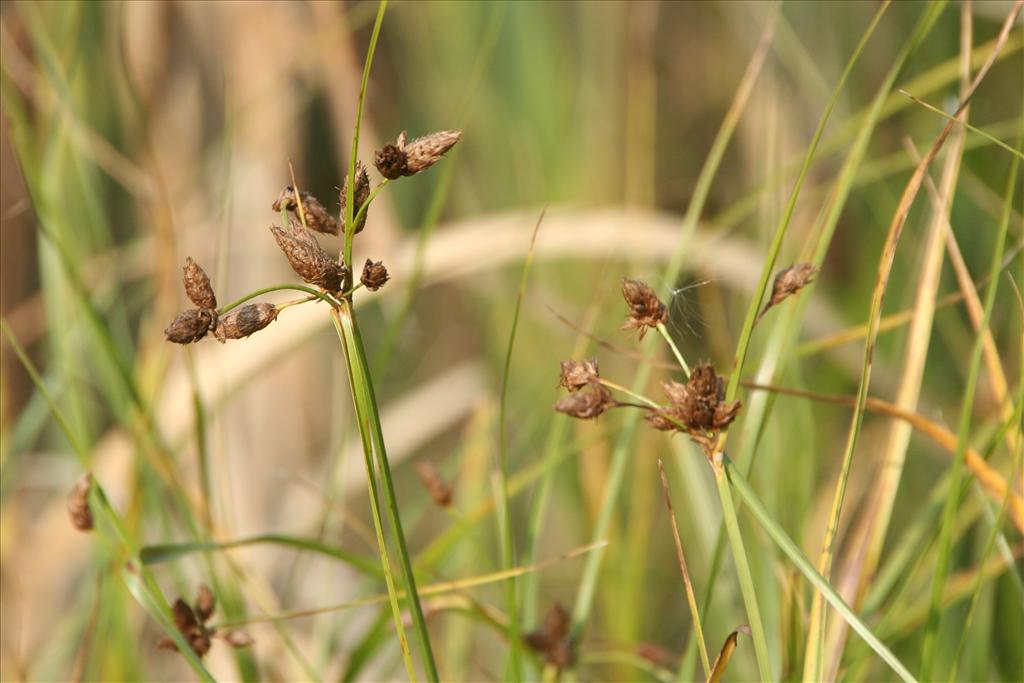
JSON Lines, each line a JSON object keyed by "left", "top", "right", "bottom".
{"left": 656, "top": 323, "right": 690, "bottom": 377}
{"left": 919, "top": 119, "right": 1020, "bottom": 681}
{"left": 495, "top": 209, "right": 545, "bottom": 680}
{"left": 898, "top": 89, "right": 1024, "bottom": 160}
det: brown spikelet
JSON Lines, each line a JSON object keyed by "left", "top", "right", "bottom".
{"left": 375, "top": 129, "right": 461, "bottom": 178}
{"left": 403, "top": 130, "right": 462, "bottom": 175}
{"left": 194, "top": 584, "right": 215, "bottom": 623}
{"left": 645, "top": 363, "right": 741, "bottom": 442}
{"left": 415, "top": 461, "right": 453, "bottom": 508}
{"left": 213, "top": 303, "right": 279, "bottom": 341}
{"left": 374, "top": 137, "right": 408, "bottom": 179}
{"left": 524, "top": 603, "right": 574, "bottom": 668}
{"left": 340, "top": 162, "right": 371, "bottom": 234}
{"left": 360, "top": 259, "right": 390, "bottom": 292}
{"left": 272, "top": 187, "right": 339, "bottom": 235}
{"left": 557, "top": 359, "right": 600, "bottom": 392}
{"left": 165, "top": 308, "right": 217, "bottom": 344}
{"left": 183, "top": 257, "right": 217, "bottom": 309}
{"left": 553, "top": 383, "right": 615, "bottom": 420}
{"left": 621, "top": 278, "right": 667, "bottom": 339}
{"left": 270, "top": 225, "right": 346, "bottom": 292}
{"left": 169, "top": 598, "right": 211, "bottom": 657}
{"left": 67, "top": 471, "right": 94, "bottom": 532}
{"left": 758, "top": 263, "right": 818, "bottom": 322}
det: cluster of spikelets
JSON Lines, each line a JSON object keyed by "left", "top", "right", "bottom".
{"left": 156, "top": 584, "right": 253, "bottom": 658}
{"left": 163, "top": 129, "right": 462, "bottom": 346}
{"left": 554, "top": 266, "right": 816, "bottom": 457}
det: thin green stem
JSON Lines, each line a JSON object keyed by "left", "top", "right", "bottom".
{"left": 337, "top": 302, "right": 440, "bottom": 682}
{"left": 723, "top": 0, "right": 891, "bottom": 406}
{"left": 344, "top": 1, "right": 387, "bottom": 270}
{"left": 656, "top": 323, "right": 690, "bottom": 377}
{"left": 899, "top": 89, "right": 1024, "bottom": 160}
{"left": 723, "top": 456, "right": 916, "bottom": 682}
{"left": 496, "top": 211, "right": 544, "bottom": 680}
{"left": 919, "top": 117, "right": 1020, "bottom": 682}
{"left": 713, "top": 464, "right": 772, "bottom": 682}
{"left": 217, "top": 284, "right": 337, "bottom": 315}
{"left": 331, "top": 310, "right": 419, "bottom": 682}
{"left": 597, "top": 379, "right": 659, "bottom": 409}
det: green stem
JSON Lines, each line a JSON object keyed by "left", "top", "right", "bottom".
{"left": 331, "top": 310, "right": 419, "bottom": 682}
{"left": 336, "top": 302, "right": 440, "bottom": 682}
{"left": 217, "top": 284, "right": 337, "bottom": 315}
{"left": 713, "top": 463, "right": 772, "bottom": 682}
{"left": 344, "top": 1, "right": 387, "bottom": 270}
{"left": 656, "top": 323, "right": 690, "bottom": 376}
{"left": 919, "top": 115, "right": 1020, "bottom": 682}
{"left": 723, "top": 457, "right": 917, "bottom": 683}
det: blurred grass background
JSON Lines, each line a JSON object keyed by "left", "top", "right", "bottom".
{"left": 1, "top": 1, "right": 1022, "bottom": 681}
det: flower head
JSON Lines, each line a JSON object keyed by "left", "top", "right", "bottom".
{"left": 621, "top": 278, "right": 667, "bottom": 339}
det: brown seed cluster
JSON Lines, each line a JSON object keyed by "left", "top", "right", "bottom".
{"left": 166, "top": 259, "right": 220, "bottom": 344}
{"left": 270, "top": 225, "right": 347, "bottom": 293}
{"left": 645, "top": 363, "right": 741, "bottom": 447}
{"left": 759, "top": 262, "right": 818, "bottom": 322}
{"left": 166, "top": 126, "right": 461, "bottom": 351}
{"left": 157, "top": 585, "right": 252, "bottom": 658}
{"left": 67, "top": 471, "right": 94, "bottom": 532}
{"left": 272, "top": 187, "right": 339, "bottom": 235}
{"left": 524, "top": 603, "right": 574, "bottom": 669}
{"left": 621, "top": 278, "right": 667, "bottom": 339}
{"left": 557, "top": 359, "right": 600, "bottom": 392}
{"left": 340, "top": 162, "right": 371, "bottom": 235}
{"left": 554, "top": 382, "right": 615, "bottom": 420}
{"left": 360, "top": 259, "right": 390, "bottom": 291}
{"left": 213, "top": 303, "right": 279, "bottom": 342}
{"left": 374, "top": 130, "right": 463, "bottom": 179}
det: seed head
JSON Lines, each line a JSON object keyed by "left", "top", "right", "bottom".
{"left": 272, "top": 187, "right": 339, "bottom": 235}
{"left": 525, "top": 603, "right": 574, "bottom": 668}
{"left": 558, "top": 359, "right": 600, "bottom": 392}
{"left": 404, "top": 129, "right": 462, "bottom": 174}
{"left": 554, "top": 382, "right": 615, "bottom": 420}
{"left": 183, "top": 257, "right": 217, "bottom": 309}
{"left": 194, "top": 584, "right": 215, "bottom": 623}
{"left": 67, "top": 471, "right": 94, "bottom": 532}
{"left": 360, "top": 259, "right": 390, "bottom": 292}
{"left": 621, "top": 278, "right": 667, "bottom": 339}
{"left": 270, "top": 225, "right": 346, "bottom": 292}
{"left": 415, "top": 461, "right": 453, "bottom": 508}
{"left": 213, "top": 303, "right": 279, "bottom": 341}
{"left": 374, "top": 129, "right": 462, "bottom": 178}
{"left": 165, "top": 598, "right": 212, "bottom": 657}
{"left": 646, "top": 364, "right": 741, "bottom": 438}
{"left": 165, "top": 308, "right": 217, "bottom": 344}
{"left": 340, "top": 162, "right": 371, "bottom": 234}
{"left": 759, "top": 263, "right": 818, "bottom": 321}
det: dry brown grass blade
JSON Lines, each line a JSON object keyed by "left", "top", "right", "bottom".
{"left": 706, "top": 626, "right": 752, "bottom": 683}
{"left": 657, "top": 459, "right": 710, "bottom": 678}
{"left": 741, "top": 381, "right": 1024, "bottom": 533}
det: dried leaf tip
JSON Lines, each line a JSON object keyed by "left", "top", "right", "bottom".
{"left": 270, "top": 225, "right": 346, "bottom": 292}
{"left": 558, "top": 359, "right": 600, "bottom": 392}
{"left": 213, "top": 303, "right": 279, "bottom": 341}
{"left": 272, "top": 187, "right": 339, "bottom": 235}
{"left": 165, "top": 308, "right": 217, "bottom": 344}
{"left": 374, "top": 129, "right": 462, "bottom": 179}
{"left": 67, "top": 471, "right": 94, "bottom": 532}
{"left": 341, "top": 162, "right": 371, "bottom": 234}
{"left": 183, "top": 257, "right": 217, "bottom": 309}
{"left": 360, "top": 259, "right": 390, "bottom": 291}
{"left": 525, "top": 603, "right": 574, "bottom": 668}
{"left": 621, "top": 278, "right": 667, "bottom": 339}
{"left": 554, "top": 382, "right": 615, "bottom": 420}
{"left": 760, "top": 263, "right": 818, "bottom": 321}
